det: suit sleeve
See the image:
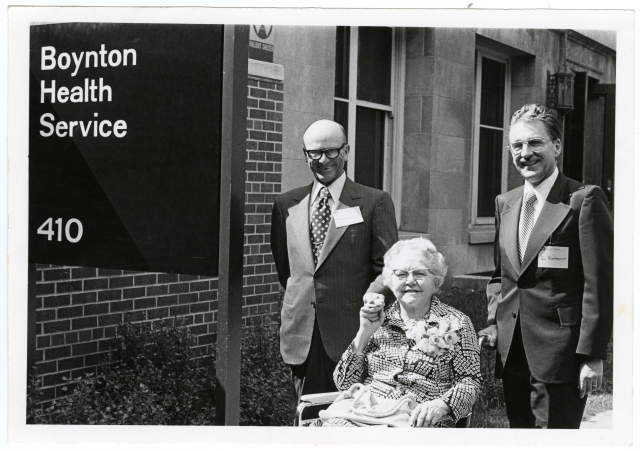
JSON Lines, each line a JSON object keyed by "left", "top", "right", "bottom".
{"left": 365, "top": 274, "right": 396, "bottom": 307}
{"left": 270, "top": 198, "right": 290, "bottom": 289}
{"left": 486, "top": 196, "right": 502, "bottom": 326}
{"left": 576, "top": 186, "right": 613, "bottom": 360}
{"left": 370, "top": 191, "right": 399, "bottom": 277}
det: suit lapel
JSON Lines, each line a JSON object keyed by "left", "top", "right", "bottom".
{"left": 316, "top": 178, "right": 361, "bottom": 270}
{"left": 501, "top": 188, "right": 523, "bottom": 274}
{"left": 288, "top": 184, "right": 315, "bottom": 273}
{"left": 520, "top": 174, "right": 572, "bottom": 272}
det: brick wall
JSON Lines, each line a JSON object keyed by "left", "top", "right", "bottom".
{"left": 33, "top": 266, "right": 220, "bottom": 401}
{"left": 242, "top": 76, "right": 283, "bottom": 323}
{"left": 33, "top": 72, "right": 284, "bottom": 402}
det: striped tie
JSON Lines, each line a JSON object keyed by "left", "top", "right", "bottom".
{"left": 518, "top": 191, "right": 537, "bottom": 263}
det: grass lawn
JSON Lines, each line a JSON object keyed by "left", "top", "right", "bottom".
{"left": 583, "top": 393, "right": 613, "bottom": 421}
{"left": 470, "top": 398, "right": 509, "bottom": 428}
{"left": 470, "top": 392, "right": 613, "bottom": 428}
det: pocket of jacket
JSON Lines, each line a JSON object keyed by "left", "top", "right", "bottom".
{"left": 549, "top": 231, "right": 569, "bottom": 246}
{"left": 557, "top": 306, "right": 581, "bottom": 327}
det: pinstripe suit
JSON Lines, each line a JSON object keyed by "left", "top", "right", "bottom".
{"left": 271, "top": 177, "right": 398, "bottom": 370}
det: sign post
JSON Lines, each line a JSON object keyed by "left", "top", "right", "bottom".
{"left": 215, "top": 24, "right": 249, "bottom": 426}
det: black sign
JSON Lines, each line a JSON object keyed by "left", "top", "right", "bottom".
{"left": 29, "top": 23, "right": 224, "bottom": 276}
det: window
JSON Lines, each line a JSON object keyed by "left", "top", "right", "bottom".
{"left": 471, "top": 49, "right": 511, "bottom": 225}
{"left": 333, "top": 26, "right": 404, "bottom": 197}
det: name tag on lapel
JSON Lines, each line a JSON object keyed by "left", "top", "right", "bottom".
{"left": 333, "top": 206, "right": 364, "bottom": 228}
{"left": 538, "top": 246, "right": 569, "bottom": 269}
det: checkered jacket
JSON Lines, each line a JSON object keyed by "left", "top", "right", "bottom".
{"left": 334, "top": 298, "right": 482, "bottom": 427}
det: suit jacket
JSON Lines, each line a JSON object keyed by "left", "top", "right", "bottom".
{"left": 486, "top": 172, "right": 613, "bottom": 383}
{"left": 271, "top": 177, "right": 398, "bottom": 365}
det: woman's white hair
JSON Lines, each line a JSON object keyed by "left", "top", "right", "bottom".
{"left": 382, "top": 237, "right": 448, "bottom": 289}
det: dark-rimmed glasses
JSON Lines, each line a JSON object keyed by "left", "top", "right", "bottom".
{"left": 509, "top": 138, "right": 548, "bottom": 155}
{"left": 303, "top": 144, "right": 346, "bottom": 160}
{"left": 392, "top": 268, "right": 436, "bottom": 280}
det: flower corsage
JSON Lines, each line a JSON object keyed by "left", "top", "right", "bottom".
{"left": 406, "top": 318, "right": 461, "bottom": 357}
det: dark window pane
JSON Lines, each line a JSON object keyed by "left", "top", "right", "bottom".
{"left": 479, "top": 57, "right": 506, "bottom": 128}
{"left": 357, "top": 27, "right": 392, "bottom": 105}
{"left": 335, "top": 26, "right": 350, "bottom": 99}
{"left": 477, "top": 127, "right": 503, "bottom": 217}
{"left": 354, "top": 106, "right": 385, "bottom": 190}
{"left": 334, "top": 100, "right": 349, "bottom": 136}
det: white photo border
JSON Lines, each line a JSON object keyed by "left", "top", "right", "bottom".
{"left": 6, "top": 4, "right": 635, "bottom": 449}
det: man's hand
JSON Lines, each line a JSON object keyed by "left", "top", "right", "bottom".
{"left": 352, "top": 294, "right": 385, "bottom": 354}
{"left": 360, "top": 293, "right": 385, "bottom": 333}
{"left": 410, "top": 399, "right": 451, "bottom": 427}
{"left": 578, "top": 358, "right": 603, "bottom": 398}
{"left": 478, "top": 325, "right": 498, "bottom": 350}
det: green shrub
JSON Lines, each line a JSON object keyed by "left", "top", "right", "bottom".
{"left": 30, "top": 318, "right": 217, "bottom": 425}
{"left": 28, "top": 314, "right": 297, "bottom": 426}
{"left": 240, "top": 315, "right": 297, "bottom": 426}
{"left": 439, "top": 288, "right": 505, "bottom": 407}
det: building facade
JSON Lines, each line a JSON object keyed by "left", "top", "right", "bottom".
{"left": 32, "top": 27, "right": 616, "bottom": 402}
{"left": 275, "top": 26, "right": 615, "bottom": 285}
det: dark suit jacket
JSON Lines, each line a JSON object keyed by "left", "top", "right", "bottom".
{"left": 487, "top": 172, "right": 613, "bottom": 383}
{"left": 271, "top": 177, "right": 398, "bottom": 365}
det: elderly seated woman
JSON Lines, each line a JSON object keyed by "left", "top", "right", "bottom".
{"left": 312, "top": 237, "right": 482, "bottom": 427}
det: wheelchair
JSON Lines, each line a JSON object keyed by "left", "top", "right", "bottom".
{"left": 295, "top": 336, "right": 486, "bottom": 427}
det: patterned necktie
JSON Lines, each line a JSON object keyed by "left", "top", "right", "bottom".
{"left": 310, "top": 187, "right": 331, "bottom": 265}
{"left": 518, "top": 191, "right": 537, "bottom": 263}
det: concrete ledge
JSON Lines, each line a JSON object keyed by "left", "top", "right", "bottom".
{"left": 248, "top": 59, "right": 284, "bottom": 81}
{"left": 398, "top": 231, "right": 431, "bottom": 241}
{"left": 452, "top": 274, "right": 490, "bottom": 292}
{"left": 468, "top": 224, "right": 495, "bottom": 244}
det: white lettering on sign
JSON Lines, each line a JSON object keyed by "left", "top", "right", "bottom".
{"left": 41, "top": 45, "right": 137, "bottom": 76}
{"left": 37, "top": 218, "right": 84, "bottom": 243}
{"left": 39, "top": 43, "right": 135, "bottom": 139}
{"left": 41, "top": 78, "right": 112, "bottom": 103}
{"left": 40, "top": 113, "right": 127, "bottom": 138}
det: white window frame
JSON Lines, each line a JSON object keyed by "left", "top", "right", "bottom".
{"left": 471, "top": 47, "right": 511, "bottom": 226}
{"left": 334, "top": 27, "right": 405, "bottom": 223}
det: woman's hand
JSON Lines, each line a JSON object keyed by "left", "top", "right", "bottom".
{"left": 352, "top": 294, "right": 385, "bottom": 353}
{"left": 410, "top": 399, "right": 451, "bottom": 427}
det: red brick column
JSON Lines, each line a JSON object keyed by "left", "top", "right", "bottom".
{"left": 242, "top": 70, "right": 284, "bottom": 325}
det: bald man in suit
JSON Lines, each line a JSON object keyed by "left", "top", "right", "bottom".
{"left": 270, "top": 120, "right": 398, "bottom": 398}
{"left": 478, "top": 104, "right": 613, "bottom": 429}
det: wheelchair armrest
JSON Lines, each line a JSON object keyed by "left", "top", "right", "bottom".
{"left": 299, "top": 391, "right": 341, "bottom": 404}
{"left": 296, "top": 392, "right": 341, "bottom": 426}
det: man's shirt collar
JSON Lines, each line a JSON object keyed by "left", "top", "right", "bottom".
{"left": 523, "top": 166, "right": 559, "bottom": 204}
{"left": 311, "top": 172, "right": 346, "bottom": 204}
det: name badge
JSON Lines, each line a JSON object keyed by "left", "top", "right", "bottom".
{"left": 333, "top": 206, "right": 364, "bottom": 228}
{"left": 538, "top": 246, "right": 569, "bottom": 269}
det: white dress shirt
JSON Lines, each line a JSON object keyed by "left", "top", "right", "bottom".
{"left": 308, "top": 172, "right": 346, "bottom": 220}
{"left": 520, "top": 166, "right": 559, "bottom": 229}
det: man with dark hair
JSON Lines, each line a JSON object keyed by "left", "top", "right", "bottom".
{"left": 270, "top": 119, "right": 398, "bottom": 399}
{"left": 478, "top": 104, "right": 613, "bottom": 429}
